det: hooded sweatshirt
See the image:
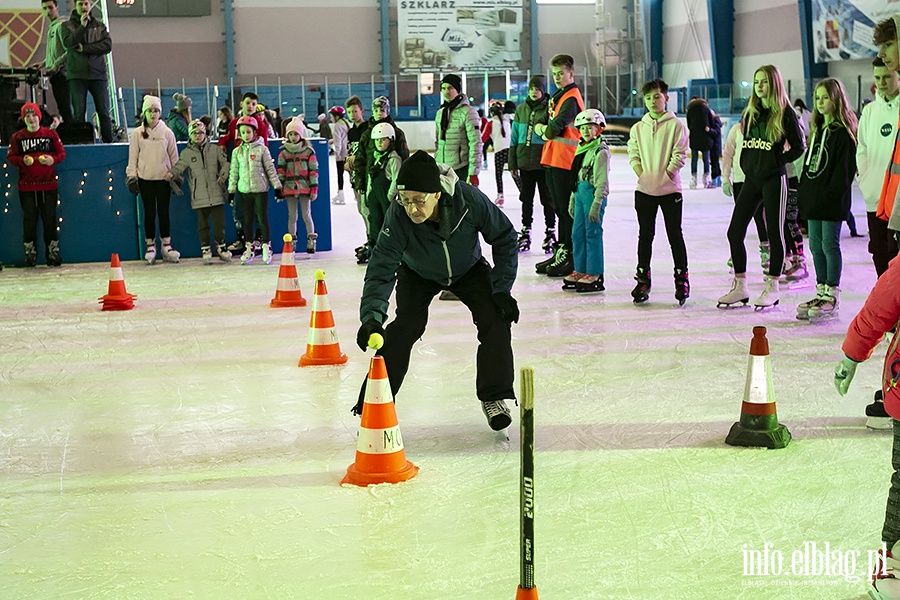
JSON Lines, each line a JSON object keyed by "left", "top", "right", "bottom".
{"left": 739, "top": 105, "right": 805, "bottom": 180}
{"left": 359, "top": 165, "right": 517, "bottom": 325}
{"left": 857, "top": 90, "right": 900, "bottom": 212}
{"left": 627, "top": 110, "right": 688, "bottom": 196}
{"left": 797, "top": 123, "right": 857, "bottom": 221}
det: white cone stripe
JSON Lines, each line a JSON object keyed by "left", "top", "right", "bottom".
{"left": 281, "top": 252, "right": 295, "bottom": 266}
{"left": 276, "top": 277, "right": 301, "bottom": 292}
{"left": 307, "top": 327, "right": 340, "bottom": 346}
{"left": 311, "top": 293, "right": 331, "bottom": 313}
{"left": 356, "top": 425, "right": 404, "bottom": 454}
{"left": 743, "top": 355, "right": 774, "bottom": 405}
{"left": 364, "top": 376, "right": 393, "bottom": 405}
{"left": 109, "top": 267, "right": 124, "bottom": 280}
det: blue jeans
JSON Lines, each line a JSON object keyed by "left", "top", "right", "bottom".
{"left": 807, "top": 219, "right": 842, "bottom": 286}
{"left": 691, "top": 149, "right": 710, "bottom": 176}
{"left": 69, "top": 78, "right": 113, "bottom": 142}
{"left": 572, "top": 181, "right": 606, "bottom": 275}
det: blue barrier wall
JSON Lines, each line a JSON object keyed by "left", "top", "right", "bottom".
{"left": 0, "top": 138, "right": 331, "bottom": 266}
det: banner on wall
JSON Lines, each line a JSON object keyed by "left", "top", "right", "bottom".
{"left": 811, "top": 0, "right": 896, "bottom": 63}
{"left": 0, "top": 3, "right": 45, "bottom": 68}
{"left": 398, "top": 0, "right": 524, "bottom": 73}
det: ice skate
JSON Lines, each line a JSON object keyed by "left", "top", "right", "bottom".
{"left": 516, "top": 227, "right": 531, "bottom": 253}
{"left": 307, "top": 233, "right": 317, "bottom": 255}
{"left": 23, "top": 241, "right": 36, "bottom": 267}
{"left": 47, "top": 240, "right": 62, "bottom": 267}
{"left": 704, "top": 173, "right": 713, "bottom": 189}
{"left": 575, "top": 274, "right": 605, "bottom": 293}
{"left": 753, "top": 275, "right": 780, "bottom": 311}
{"left": 535, "top": 243, "right": 558, "bottom": 274}
{"left": 631, "top": 267, "right": 651, "bottom": 304}
{"left": 160, "top": 237, "right": 180, "bottom": 263}
{"left": 541, "top": 228, "right": 556, "bottom": 254}
{"left": 717, "top": 274, "right": 750, "bottom": 309}
{"left": 674, "top": 268, "right": 689, "bottom": 306}
{"left": 201, "top": 245, "right": 212, "bottom": 265}
{"left": 808, "top": 285, "right": 839, "bottom": 323}
{"left": 494, "top": 194, "right": 504, "bottom": 208}
{"left": 144, "top": 238, "right": 157, "bottom": 265}
{"left": 262, "top": 241, "right": 273, "bottom": 265}
{"left": 545, "top": 246, "right": 573, "bottom": 278}
{"left": 561, "top": 272, "right": 584, "bottom": 290}
{"left": 481, "top": 399, "right": 512, "bottom": 431}
{"left": 689, "top": 174, "right": 697, "bottom": 189}
{"left": 866, "top": 390, "right": 892, "bottom": 430}
{"left": 216, "top": 243, "right": 232, "bottom": 263}
{"left": 870, "top": 541, "right": 900, "bottom": 599}
{"left": 783, "top": 254, "right": 808, "bottom": 282}
{"left": 796, "top": 283, "right": 826, "bottom": 320}
{"left": 227, "top": 238, "right": 244, "bottom": 254}
{"left": 240, "top": 242, "right": 255, "bottom": 265}
{"left": 331, "top": 190, "right": 345, "bottom": 205}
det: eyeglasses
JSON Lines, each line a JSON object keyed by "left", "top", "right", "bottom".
{"left": 398, "top": 195, "right": 431, "bottom": 208}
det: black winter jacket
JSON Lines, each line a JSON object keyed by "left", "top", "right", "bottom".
{"left": 60, "top": 10, "right": 111, "bottom": 81}
{"left": 685, "top": 99, "right": 714, "bottom": 151}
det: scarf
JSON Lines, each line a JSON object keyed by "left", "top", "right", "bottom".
{"left": 439, "top": 95, "right": 464, "bottom": 141}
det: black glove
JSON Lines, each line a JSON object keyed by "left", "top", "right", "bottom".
{"left": 168, "top": 176, "right": 184, "bottom": 196}
{"left": 125, "top": 176, "right": 140, "bottom": 195}
{"left": 274, "top": 187, "right": 284, "bottom": 200}
{"left": 356, "top": 319, "right": 385, "bottom": 352}
{"left": 228, "top": 193, "right": 235, "bottom": 206}
{"left": 492, "top": 292, "right": 519, "bottom": 323}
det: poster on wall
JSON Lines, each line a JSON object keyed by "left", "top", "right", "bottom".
{"left": 0, "top": 2, "right": 44, "bottom": 68}
{"left": 811, "top": 0, "right": 898, "bottom": 62}
{"left": 398, "top": 0, "right": 524, "bottom": 73}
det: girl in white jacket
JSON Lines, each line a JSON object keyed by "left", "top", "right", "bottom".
{"left": 126, "top": 95, "right": 180, "bottom": 264}
{"left": 490, "top": 101, "right": 521, "bottom": 206}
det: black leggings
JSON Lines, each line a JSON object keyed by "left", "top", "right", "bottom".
{"left": 19, "top": 189, "right": 58, "bottom": 245}
{"left": 518, "top": 169, "right": 554, "bottom": 229}
{"left": 139, "top": 178, "right": 171, "bottom": 239}
{"left": 336, "top": 160, "right": 345, "bottom": 191}
{"left": 784, "top": 177, "right": 803, "bottom": 256}
{"left": 732, "top": 182, "right": 767, "bottom": 243}
{"left": 241, "top": 192, "right": 270, "bottom": 243}
{"left": 634, "top": 191, "right": 688, "bottom": 271}
{"left": 727, "top": 174, "right": 787, "bottom": 276}
{"left": 493, "top": 149, "right": 520, "bottom": 194}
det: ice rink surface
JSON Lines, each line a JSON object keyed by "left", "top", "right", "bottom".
{"left": 0, "top": 152, "right": 892, "bottom": 599}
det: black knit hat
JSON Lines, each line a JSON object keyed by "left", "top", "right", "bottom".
{"left": 397, "top": 150, "right": 442, "bottom": 194}
{"left": 441, "top": 74, "right": 463, "bottom": 94}
{"left": 528, "top": 75, "right": 546, "bottom": 94}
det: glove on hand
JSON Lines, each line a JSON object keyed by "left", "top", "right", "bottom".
{"left": 492, "top": 292, "right": 520, "bottom": 324}
{"left": 356, "top": 319, "right": 385, "bottom": 352}
{"left": 589, "top": 199, "right": 603, "bottom": 222}
{"left": 723, "top": 181, "right": 733, "bottom": 197}
{"left": 125, "top": 176, "right": 140, "bottom": 195}
{"left": 310, "top": 186, "right": 318, "bottom": 201}
{"left": 834, "top": 356, "right": 859, "bottom": 396}
{"left": 274, "top": 187, "right": 284, "bottom": 200}
{"left": 468, "top": 174, "right": 479, "bottom": 187}
{"left": 168, "top": 176, "right": 184, "bottom": 196}
{"left": 228, "top": 193, "right": 235, "bottom": 206}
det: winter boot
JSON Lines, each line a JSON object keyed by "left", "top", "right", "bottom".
{"left": 516, "top": 227, "right": 531, "bottom": 253}
{"left": 783, "top": 254, "right": 808, "bottom": 281}
{"left": 545, "top": 245, "right": 573, "bottom": 278}
{"left": 240, "top": 241, "right": 255, "bottom": 265}
{"left": 216, "top": 243, "right": 232, "bottom": 262}
{"left": 631, "top": 267, "right": 651, "bottom": 304}
{"left": 481, "top": 399, "right": 512, "bottom": 431}
{"left": 24, "top": 241, "right": 36, "bottom": 267}
{"left": 866, "top": 390, "right": 892, "bottom": 430}
{"left": 561, "top": 272, "right": 584, "bottom": 290}
{"left": 47, "top": 240, "right": 62, "bottom": 267}
{"left": 674, "top": 268, "right": 690, "bottom": 306}
{"left": 753, "top": 275, "right": 780, "bottom": 311}
{"left": 808, "top": 284, "right": 839, "bottom": 323}
{"left": 331, "top": 190, "right": 345, "bottom": 205}
{"left": 494, "top": 194, "right": 505, "bottom": 207}
{"left": 144, "top": 238, "right": 157, "bottom": 265}
{"left": 306, "top": 233, "right": 318, "bottom": 254}
{"left": 201, "top": 245, "right": 213, "bottom": 265}
{"left": 759, "top": 242, "right": 770, "bottom": 271}
{"left": 717, "top": 274, "right": 750, "bottom": 308}
{"left": 161, "top": 237, "right": 180, "bottom": 263}
{"left": 704, "top": 173, "right": 713, "bottom": 188}
{"left": 575, "top": 274, "right": 605, "bottom": 293}
{"left": 796, "top": 283, "right": 826, "bottom": 320}
{"left": 541, "top": 228, "right": 556, "bottom": 254}
{"left": 689, "top": 174, "right": 698, "bottom": 189}
{"left": 262, "top": 241, "right": 273, "bottom": 265}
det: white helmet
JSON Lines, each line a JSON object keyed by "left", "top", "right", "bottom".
{"left": 574, "top": 108, "right": 606, "bottom": 128}
{"left": 371, "top": 122, "right": 395, "bottom": 140}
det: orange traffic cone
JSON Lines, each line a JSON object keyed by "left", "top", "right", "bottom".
{"left": 270, "top": 233, "right": 307, "bottom": 308}
{"left": 342, "top": 352, "right": 419, "bottom": 486}
{"left": 725, "top": 326, "right": 791, "bottom": 449}
{"left": 98, "top": 253, "right": 136, "bottom": 311}
{"left": 298, "top": 270, "right": 348, "bottom": 366}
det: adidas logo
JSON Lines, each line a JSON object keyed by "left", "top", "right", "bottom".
{"left": 742, "top": 138, "right": 773, "bottom": 151}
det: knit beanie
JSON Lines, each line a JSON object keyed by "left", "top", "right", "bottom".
{"left": 188, "top": 119, "right": 206, "bottom": 135}
{"left": 285, "top": 117, "right": 307, "bottom": 139}
{"left": 372, "top": 96, "right": 391, "bottom": 114}
{"left": 173, "top": 93, "right": 192, "bottom": 112}
{"left": 396, "top": 151, "right": 442, "bottom": 194}
{"left": 528, "top": 75, "right": 546, "bottom": 94}
{"left": 142, "top": 95, "right": 162, "bottom": 113}
{"left": 21, "top": 102, "right": 41, "bottom": 120}
{"left": 441, "top": 74, "right": 463, "bottom": 94}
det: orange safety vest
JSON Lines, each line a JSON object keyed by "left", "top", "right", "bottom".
{"left": 877, "top": 116, "right": 900, "bottom": 221}
{"left": 540, "top": 85, "right": 585, "bottom": 170}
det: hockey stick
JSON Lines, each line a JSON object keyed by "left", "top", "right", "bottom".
{"left": 517, "top": 366, "right": 538, "bottom": 598}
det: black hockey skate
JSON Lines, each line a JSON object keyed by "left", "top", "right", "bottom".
{"left": 541, "top": 228, "right": 556, "bottom": 254}
{"left": 546, "top": 246, "right": 573, "bottom": 278}
{"left": 631, "top": 267, "right": 651, "bottom": 304}
{"left": 674, "top": 268, "right": 689, "bottom": 306}
{"left": 516, "top": 227, "right": 531, "bottom": 253}
{"left": 535, "top": 243, "right": 559, "bottom": 274}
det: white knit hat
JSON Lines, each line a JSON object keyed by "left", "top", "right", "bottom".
{"left": 141, "top": 95, "right": 161, "bottom": 113}
{"left": 285, "top": 117, "right": 307, "bottom": 139}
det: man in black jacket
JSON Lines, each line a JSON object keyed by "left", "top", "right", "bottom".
{"left": 354, "top": 151, "right": 520, "bottom": 431}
